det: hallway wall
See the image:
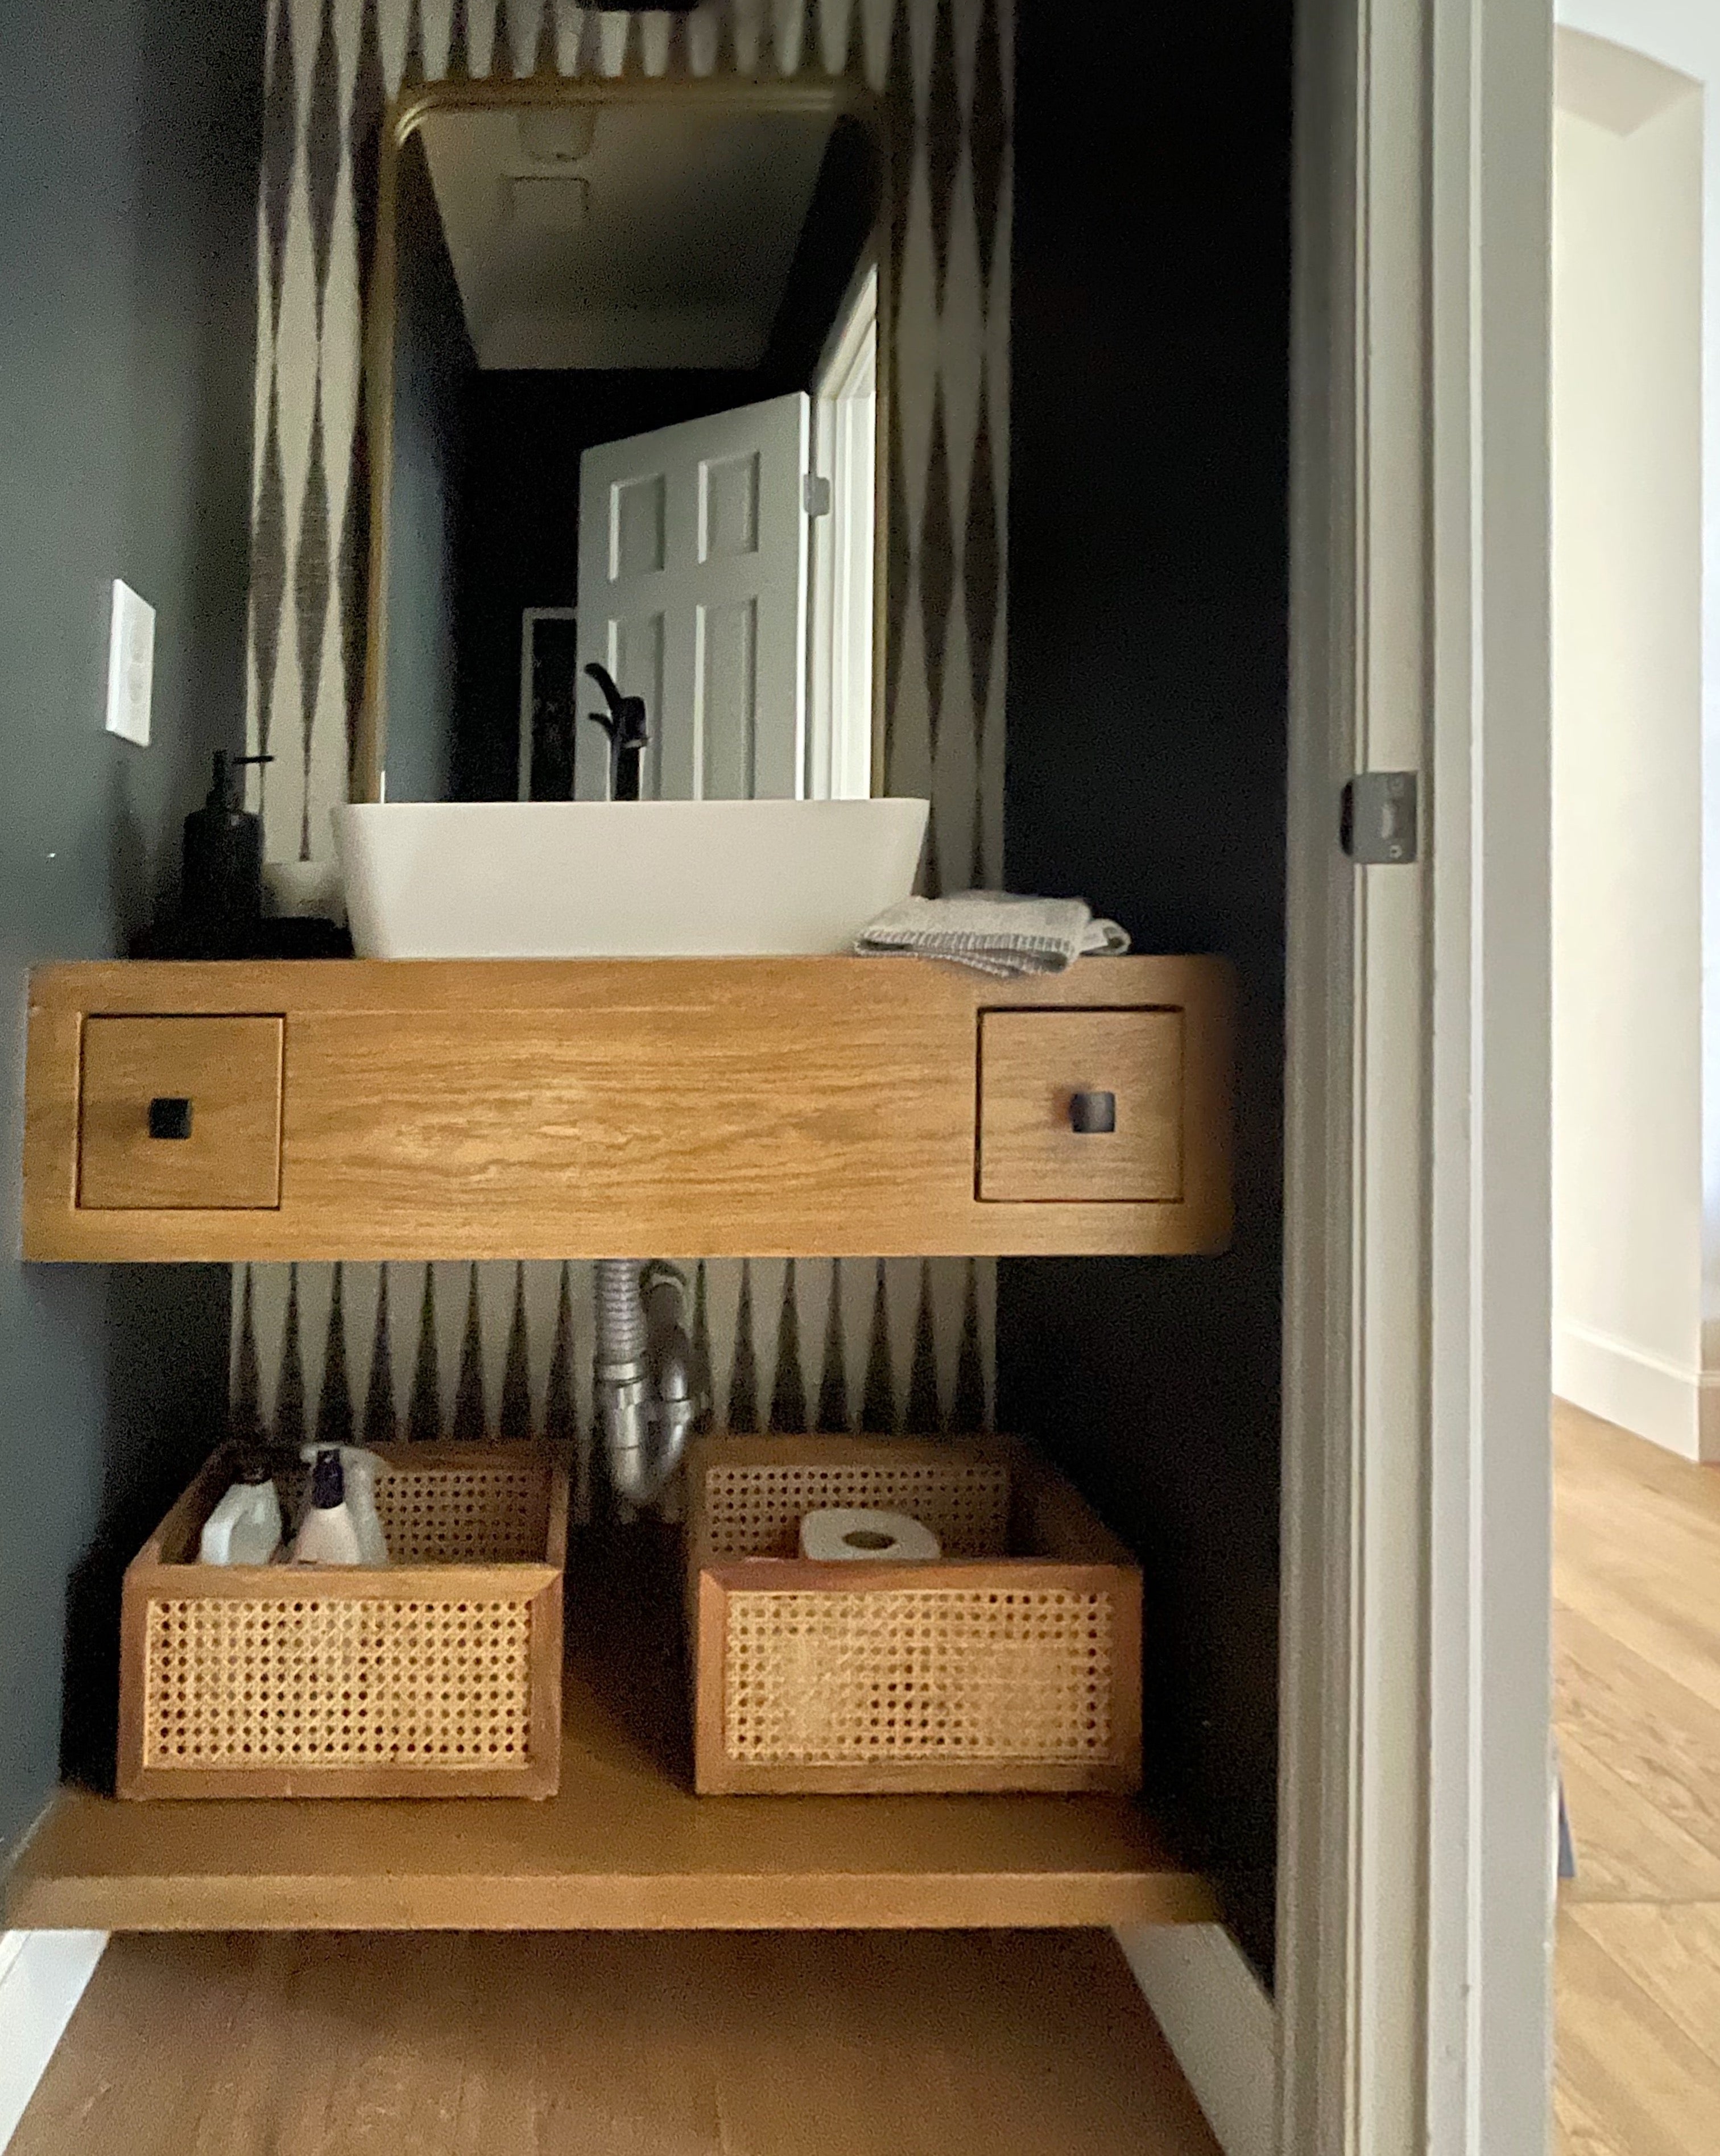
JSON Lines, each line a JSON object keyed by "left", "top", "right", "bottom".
{"left": 1557, "top": 2, "right": 1720, "bottom": 1458}
{"left": 1551, "top": 35, "right": 1706, "bottom": 1453}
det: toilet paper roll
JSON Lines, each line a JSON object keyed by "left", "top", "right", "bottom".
{"left": 799, "top": 1507, "right": 941, "bottom": 1562}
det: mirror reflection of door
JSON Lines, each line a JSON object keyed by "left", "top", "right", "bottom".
{"left": 576, "top": 390, "right": 811, "bottom": 801}
{"left": 377, "top": 92, "right": 884, "bottom": 806}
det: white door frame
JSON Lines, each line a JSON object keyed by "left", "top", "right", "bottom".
{"left": 808, "top": 263, "right": 878, "bottom": 801}
{"left": 1280, "top": 0, "right": 1553, "bottom": 2151}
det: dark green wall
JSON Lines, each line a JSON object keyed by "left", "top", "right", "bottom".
{"left": 1000, "top": 0, "right": 1292, "bottom": 1977}
{"left": 0, "top": 0, "right": 262, "bottom": 1855}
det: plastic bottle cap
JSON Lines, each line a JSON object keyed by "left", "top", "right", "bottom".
{"left": 309, "top": 1448, "right": 345, "bottom": 1509}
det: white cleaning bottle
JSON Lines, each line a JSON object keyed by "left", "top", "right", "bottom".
{"left": 199, "top": 1456, "right": 283, "bottom": 1566}
{"left": 298, "top": 1443, "right": 389, "bottom": 1565}
{"left": 290, "top": 1448, "right": 365, "bottom": 1565}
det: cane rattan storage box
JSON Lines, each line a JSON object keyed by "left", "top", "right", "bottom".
{"left": 118, "top": 1442, "right": 568, "bottom": 1800}
{"left": 686, "top": 1435, "right": 1143, "bottom": 1795}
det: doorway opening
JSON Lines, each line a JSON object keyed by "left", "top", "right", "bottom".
{"left": 1549, "top": 20, "right": 1719, "bottom": 2149}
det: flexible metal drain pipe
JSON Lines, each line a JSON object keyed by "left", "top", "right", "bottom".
{"left": 592, "top": 1259, "right": 704, "bottom": 1506}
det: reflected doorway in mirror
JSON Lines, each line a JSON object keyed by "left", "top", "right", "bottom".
{"left": 364, "top": 79, "right": 890, "bottom": 810}
{"left": 809, "top": 262, "right": 878, "bottom": 802}
{"left": 519, "top": 606, "right": 579, "bottom": 800}
{"left": 574, "top": 392, "right": 813, "bottom": 802}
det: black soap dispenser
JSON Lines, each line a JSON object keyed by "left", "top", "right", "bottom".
{"left": 135, "top": 747, "right": 348, "bottom": 959}
{"left": 181, "top": 750, "right": 271, "bottom": 949}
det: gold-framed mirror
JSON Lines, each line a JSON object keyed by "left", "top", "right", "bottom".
{"left": 359, "top": 76, "right": 891, "bottom": 808}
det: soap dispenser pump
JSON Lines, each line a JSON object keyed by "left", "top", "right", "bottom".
{"left": 182, "top": 750, "right": 272, "bottom": 937}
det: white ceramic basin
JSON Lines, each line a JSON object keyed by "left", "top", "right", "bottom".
{"left": 332, "top": 799, "right": 929, "bottom": 960}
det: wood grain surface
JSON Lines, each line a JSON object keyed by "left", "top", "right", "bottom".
{"left": 7, "top": 1928, "right": 1222, "bottom": 2156}
{"left": 5, "top": 1525, "right": 1213, "bottom": 1933}
{"left": 978, "top": 1006, "right": 1183, "bottom": 1201}
{"left": 1554, "top": 1399, "right": 1720, "bottom": 2154}
{"left": 23, "top": 955, "right": 1234, "bottom": 1259}
{"left": 77, "top": 1014, "right": 283, "bottom": 1209}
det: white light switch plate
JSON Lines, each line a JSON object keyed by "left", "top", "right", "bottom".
{"left": 105, "top": 579, "right": 155, "bottom": 746}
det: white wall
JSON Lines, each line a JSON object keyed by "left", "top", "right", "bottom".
{"left": 1569, "top": 4, "right": 1720, "bottom": 1466}
{"left": 1551, "top": 22, "right": 1709, "bottom": 1456}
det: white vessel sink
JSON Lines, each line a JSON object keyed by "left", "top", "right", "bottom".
{"left": 332, "top": 799, "right": 929, "bottom": 960}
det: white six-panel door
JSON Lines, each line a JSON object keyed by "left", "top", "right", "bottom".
{"left": 576, "top": 393, "right": 812, "bottom": 801}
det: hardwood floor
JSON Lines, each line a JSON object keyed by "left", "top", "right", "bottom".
{"left": 1555, "top": 1399, "right": 1720, "bottom": 2154}
{"left": 9, "top": 1928, "right": 1221, "bottom": 2156}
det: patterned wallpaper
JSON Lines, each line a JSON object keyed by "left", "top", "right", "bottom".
{"left": 233, "top": 1255, "right": 995, "bottom": 1511}
{"left": 236, "top": 0, "right": 1012, "bottom": 1463}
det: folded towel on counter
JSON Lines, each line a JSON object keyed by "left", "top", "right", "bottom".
{"left": 854, "top": 891, "right": 1131, "bottom": 978}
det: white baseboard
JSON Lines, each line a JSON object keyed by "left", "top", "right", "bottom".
{"left": 0, "top": 1930, "right": 107, "bottom": 2151}
{"left": 1553, "top": 1317, "right": 1716, "bottom": 1460}
{"left": 1114, "top": 1922, "right": 1276, "bottom": 2156}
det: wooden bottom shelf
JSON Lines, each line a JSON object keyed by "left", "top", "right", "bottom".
{"left": 6, "top": 1527, "right": 1215, "bottom": 1933}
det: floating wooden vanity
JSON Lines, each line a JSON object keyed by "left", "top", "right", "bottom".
{"left": 9, "top": 949, "right": 1234, "bottom": 1936}
{"left": 23, "top": 954, "right": 1233, "bottom": 1261}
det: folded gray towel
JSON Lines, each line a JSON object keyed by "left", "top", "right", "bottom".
{"left": 854, "top": 891, "right": 1131, "bottom": 978}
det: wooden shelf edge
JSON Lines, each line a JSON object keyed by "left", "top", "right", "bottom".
{"left": 3, "top": 1825, "right": 1218, "bottom": 1933}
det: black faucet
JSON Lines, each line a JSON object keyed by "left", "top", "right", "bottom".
{"left": 584, "top": 663, "right": 650, "bottom": 801}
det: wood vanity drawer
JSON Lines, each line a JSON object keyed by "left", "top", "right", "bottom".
{"left": 78, "top": 1015, "right": 284, "bottom": 1210}
{"left": 978, "top": 1008, "right": 1184, "bottom": 1203}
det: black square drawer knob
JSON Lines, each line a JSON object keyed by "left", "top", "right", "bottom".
{"left": 1069, "top": 1090, "right": 1117, "bottom": 1135}
{"left": 148, "top": 1096, "right": 193, "bottom": 1141}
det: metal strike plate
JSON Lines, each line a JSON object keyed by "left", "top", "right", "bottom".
{"left": 1341, "top": 771, "right": 1419, "bottom": 864}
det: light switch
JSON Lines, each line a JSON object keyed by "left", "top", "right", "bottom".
{"left": 105, "top": 579, "right": 155, "bottom": 747}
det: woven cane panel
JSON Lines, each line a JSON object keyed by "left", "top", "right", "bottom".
{"left": 269, "top": 1463, "right": 549, "bottom": 1561}
{"left": 702, "top": 1460, "right": 1011, "bottom": 1558}
{"left": 372, "top": 1467, "right": 549, "bottom": 1562}
{"left": 141, "top": 1594, "right": 535, "bottom": 1769}
{"left": 723, "top": 1587, "right": 1117, "bottom": 1765}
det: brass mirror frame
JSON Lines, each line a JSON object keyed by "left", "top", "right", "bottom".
{"left": 359, "top": 75, "right": 894, "bottom": 806}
